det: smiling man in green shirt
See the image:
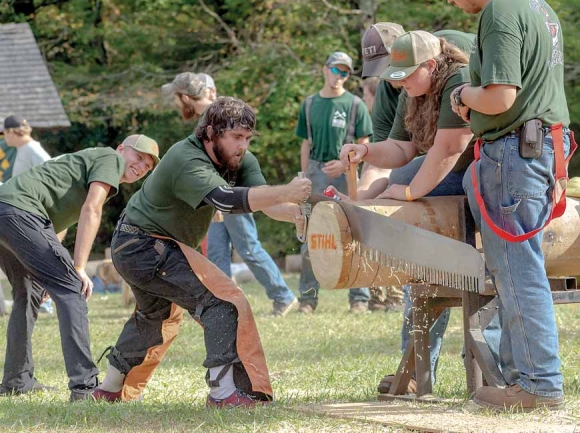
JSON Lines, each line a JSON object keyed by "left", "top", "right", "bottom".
{"left": 0, "top": 134, "right": 159, "bottom": 401}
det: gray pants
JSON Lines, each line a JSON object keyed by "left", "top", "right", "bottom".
{"left": 0, "top": 203, "right": 99, "bottom": 392}
{"left": 108, "top": 226, "right": 239, "bottom": 372}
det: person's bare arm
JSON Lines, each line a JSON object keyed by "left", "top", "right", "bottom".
{"left": 247, "top": 177, "right": 311, "bottom": 211}
{"left": 74, "top": 181, "right": 111, "bottom": 300}
{"left": 357, "top": 163, "right": 391, "bottom": 199}
{"left": 454, "top": 84, "right": 517, "bottom": 115}
{"left": 261, "top": 203, "right": 301, "bottom": 223}
{"left": 340, "top": 138, "right": 416, "bottom": 170}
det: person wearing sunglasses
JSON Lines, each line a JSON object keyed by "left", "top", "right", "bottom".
{"left": 295, "top": 51, "right": 373, "bottom": 314}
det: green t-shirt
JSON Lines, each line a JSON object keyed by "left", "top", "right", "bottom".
{"left": 0, "top": 147, "right": 124, "bottom": 233}
{"left": 371, "top": 30, "right": 474, "bottom": 144}
{"left": 389, "top": 67, "right": 473, "bottom": 172}
{"left": 125, "top": 135, "right": 267, "bottom": 248}
{"left": 295, "top": 91, "right": 373, "bottom": 162}
{"left": 371, "top": 81, "right": 401, "bottom": 143}
{"left": 0, "top": 138, "right": 16, "bottom": 183}
{"left": 469, "top": 0, "right": 569, "bottom": 140}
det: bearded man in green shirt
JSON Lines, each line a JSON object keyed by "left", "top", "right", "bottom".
{"left": 93, "top": 97, "right": 311, "bottom": 408}
{"left": 0, "top": 135, "right": 159, "bottom": 401}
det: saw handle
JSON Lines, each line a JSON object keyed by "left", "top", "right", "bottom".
{"left": 296, "top": 172, "right": 311, "bottom": 243}
{"left": 346, "top": 151, "right": 358, "bottom": 200}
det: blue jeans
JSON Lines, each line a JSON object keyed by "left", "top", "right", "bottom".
{"left": 298, "top": 160, "right": 370, "bottom": 306}
{"left": 391, "top": 155, "right": 501, "bottom": 384}
{"left": 463, "top": 131, "right": 569, "bottom": 397}
{"left": 207, "top": 213, "right": 296, "bottom": 305}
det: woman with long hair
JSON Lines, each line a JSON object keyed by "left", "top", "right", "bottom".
{"left": 340, "top": 30, "right": 473, "bottom": 200}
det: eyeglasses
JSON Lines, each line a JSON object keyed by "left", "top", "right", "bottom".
{"left": 329, "top": 66, "right": 349, "bottom": 78}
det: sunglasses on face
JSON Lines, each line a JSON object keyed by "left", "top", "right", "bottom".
{"left": 329, "top": 66, "right": 349, "bottom": 78}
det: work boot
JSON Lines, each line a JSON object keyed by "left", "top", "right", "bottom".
{"left": 473, "top": 384, "right": 563, "bottom": 411}
{"left": 206, "top": 388, "right": 270, "bottom": 409}
{"left": 0, "top": 382, "right": 58, "bottom": 396}
{"left": 377, "top": 375, "right": 417, "bottom": 394}
{"left": 349, "top": 301, "right": 368, "bottom": 313}
{"left": 298, "top": 302, "right": 315, "bottom": 314}
{"left": 272, "top": 298, "right": 298, "bottom": 317}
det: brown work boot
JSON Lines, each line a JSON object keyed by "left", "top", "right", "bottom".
{"left": 377, "top": 374, "right": 417, "bottom": 394}
{"left": 298, "top": 302, "right": 315, "bottom": 314}
{"left": 349, "top": 301, "right": 368, "bottom": 313}
{"left": 473, "top": 384, "right": 563, "bottom": 411}
{"left": 368, "top": 299, "right": 388, "bottom": 312}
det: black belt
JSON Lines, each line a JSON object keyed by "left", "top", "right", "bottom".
{"left": 117, "top": 222, "right": 149, "bottom": 236}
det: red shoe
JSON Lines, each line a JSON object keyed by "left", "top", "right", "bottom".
{"left": 91, "top": 387, "right": 122, "bottom": 402}
{"left": 206, "top": 389, "right": 269, "bottom": 409}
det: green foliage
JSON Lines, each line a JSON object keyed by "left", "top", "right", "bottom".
{"left": 3, "top": 0, "right": 580, "bottom": 254}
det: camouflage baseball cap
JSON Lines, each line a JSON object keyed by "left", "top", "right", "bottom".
{"left": 325, "top": 52, "right": 354, "bottom": 73}
{"left": 361, "top": 23, "right": 405, "bottom": 78}
{"left": 121, "top": 134, "right": 160, "bottom": 166}
{"left": 161, "top": 72, "right": 216, "bottom": 98}
{"left": 381, "top": 31, "right": 441, "bottom": 81}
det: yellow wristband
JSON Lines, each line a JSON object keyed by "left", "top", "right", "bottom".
{"left": 74, "top": 266, "right": 85, "bottom": 272}
{"left": 405, "top": 186, "right": 413, "bottom": 202}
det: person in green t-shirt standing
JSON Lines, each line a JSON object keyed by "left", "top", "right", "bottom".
{"left": 0, "top": 135, "right": 159, "bottom": 401}
{"left": 295, "top": 51, "right": 373, "bottom": 314}
{"left": 449, "top": 0, "right": 574, "bottom": 410}
{"left": 92, "top": 97, "right": 311, "bottom": 408}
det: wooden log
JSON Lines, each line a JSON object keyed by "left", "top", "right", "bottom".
{"left": 308, "top": 196, "right": 467, "bottom": 290}
{"left": 308, "top": 196, "right": 580, "bottom": 290}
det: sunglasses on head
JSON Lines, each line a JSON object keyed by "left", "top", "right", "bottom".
{"left": 329, "top": 66, "right": 349, "bottom": 78}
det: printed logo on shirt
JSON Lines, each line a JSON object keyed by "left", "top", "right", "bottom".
{"left": 530, "top": 0, "right": 564, "bottom": 68}
{"left": 331, "top": 110, "right": 347, "bottom": 129}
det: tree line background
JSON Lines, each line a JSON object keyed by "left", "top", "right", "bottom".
{"left": 3, "top": 0, "right": 580, "bottom": 258}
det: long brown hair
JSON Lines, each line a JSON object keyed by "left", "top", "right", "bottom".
{"left": 404, "top": 38, "right": 469, "bottom": 152}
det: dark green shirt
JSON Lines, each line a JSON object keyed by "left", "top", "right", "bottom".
{"left": 469, "top": 0, "right": 569, "bottom": 140}
{"left": 125, "top": 135, "right": 266, "bottom": 247}
{"left": 434, "top": 30, "right": 475, "bottom": 56}
{"left": 389, "top": 67, "right": 473, "bottom": 172}
{"left": 295, "top": 91, "right": 373, "bottom": 162}
{"left": 0, "top": 148, "right": 124, "bottom": 233}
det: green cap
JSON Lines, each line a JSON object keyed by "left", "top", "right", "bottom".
{"left": 121, "top": 134, "right": 160, "bottom": 166}
{"left": 381, "top": 31, "right": 441, "bottom": 81}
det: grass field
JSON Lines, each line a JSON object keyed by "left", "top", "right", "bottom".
{"left": 0, "top": 274, "right": 579, "bottom": 432}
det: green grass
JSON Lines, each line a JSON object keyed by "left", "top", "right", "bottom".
{"left": 0, "top": 274, "right": 579, "bottom": 432}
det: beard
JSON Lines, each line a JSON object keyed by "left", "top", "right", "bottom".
{"left": 213, "top": 138, "right": 244, "bottom": 171}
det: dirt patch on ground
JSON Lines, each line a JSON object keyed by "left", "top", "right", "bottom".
{"left": 296, "top": 400, "right": 579, "bottom": 432}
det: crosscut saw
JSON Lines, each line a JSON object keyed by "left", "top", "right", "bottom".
{"left": 307, "top": 194, "right": 486, "bottom": 293}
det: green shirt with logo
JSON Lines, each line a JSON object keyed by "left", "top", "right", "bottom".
{"left": 125, "top": 135, "right": 266, "bottom": 248}
{"left": 469, "top": 0, "right": 569, "bottom": 140}
{"left": 389, "top": 67, "right": 473, "bottom": 171}
{"left": 371, "top": 30, "right": 474, "bottom": 144}
{"left": 295, "top": 91, "right": 373, "bottom": 162}
{"left": 0, "top": 147, "right": 124, "bottom": 233}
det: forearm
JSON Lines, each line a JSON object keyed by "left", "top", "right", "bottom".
{"left": 461, "top": 85, "right": 517, "bottom": 115}
{"left": 73, "top": 206, "right": 102, "bottom": 269}
{"left": 364, "top": 140, "right": 413, "bottom": 169}
{"left": 407, "top": 146, "right": 461, "bottom": 199}
{"left": 300, "top": 140, "right": 311, "bottom": 173}
{"left": 248, "top": 185, "right": 291, "bottom": 212}
{"left": 261, "top": 203, "right": 301, "bottom": 223}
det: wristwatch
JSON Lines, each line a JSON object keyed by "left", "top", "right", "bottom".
{"left": 453, "top": 86, "right": 467, "bottom": 108}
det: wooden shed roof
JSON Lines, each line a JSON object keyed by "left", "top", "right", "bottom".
{"left": 0, "top": 23, "right": 70, "bottom": 131}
